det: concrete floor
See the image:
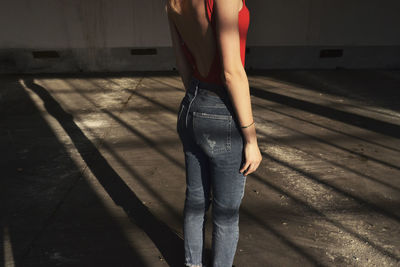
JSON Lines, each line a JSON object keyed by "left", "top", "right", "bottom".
{"left": 0, "top": 70, "right": 399, "bottom": 267}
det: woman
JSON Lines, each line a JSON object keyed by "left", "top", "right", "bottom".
{"left": 165, "top": 0, "right": 262, "bottom": 266}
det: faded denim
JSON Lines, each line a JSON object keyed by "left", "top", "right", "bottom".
{"left": 177, "top": 77, "right": 247, "bottom": 267}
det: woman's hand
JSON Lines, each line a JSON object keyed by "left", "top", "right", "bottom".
{"left": 240, "top": 142, "right": 262, "bottom": 176}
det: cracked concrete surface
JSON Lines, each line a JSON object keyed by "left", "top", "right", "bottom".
{"left": 0, "top": 70, "right": 399, "bottom": 266}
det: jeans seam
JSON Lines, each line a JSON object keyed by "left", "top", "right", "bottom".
{"left": 178, "top": 104, "right": 185, "bottom": 122}
{"left": 185, "top": 83, "right": 199, "bottom": 128}
{"left": 227, "top": 117, "right": 232, "bottom": 152}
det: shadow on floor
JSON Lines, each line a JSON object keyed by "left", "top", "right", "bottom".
{"left": 249, "top": 84, "right": 400, "bottom": 139}
{"left": 2, "top": 77, "right": 184, "bottom": 266}
{"left": 249, "top": 69, "right": 400, "bottom": 112}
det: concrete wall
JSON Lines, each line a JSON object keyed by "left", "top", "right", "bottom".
{"left": 0, "top": 0, "right": 399, "bottom": 73}
{"left": 248, "top": 0, "right": 400, "bottom": 46}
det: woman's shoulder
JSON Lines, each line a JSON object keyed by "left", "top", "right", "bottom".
{"left": 206, "top": 0, "right": 246, "bottom": 20}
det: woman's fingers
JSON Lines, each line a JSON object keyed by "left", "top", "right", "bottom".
{"left": 241, "top": 142, "right": 263, "bottom": 176}
{"left": 240, "top": 161, "right": 250, "bottom": 174}
{"left": 244, "top": 163, "right": 255, "bottom": 176}
{"left": 242, "top": 160, "right": 260, "bottom": 176}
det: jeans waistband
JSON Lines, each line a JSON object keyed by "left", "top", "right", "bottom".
{"left": 188, "top": 76, "right": 227, "bottom": 98}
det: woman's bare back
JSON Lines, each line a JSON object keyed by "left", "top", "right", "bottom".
{"left": 167, "top": 0, "right": 219, "bottom": 78}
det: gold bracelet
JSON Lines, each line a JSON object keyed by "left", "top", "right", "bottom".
{"left": 241, "top": 121, "right": 255, "bottom": 128}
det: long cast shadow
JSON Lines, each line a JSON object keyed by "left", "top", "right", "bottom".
{"left": 249, "top": 70, "right": 400, "bottom": 112}
{"left": 23, "top": 78, "right": 184, "bottom": 267}
{"left": 1, "top": 76, "right": 150, "bottom": 266}
{"left": 250, "top": 86, "right": 400, "bottom": 139}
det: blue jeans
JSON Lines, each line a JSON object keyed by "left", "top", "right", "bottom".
{"left": 177, "top": 77, "right": 247, "bottom": 267}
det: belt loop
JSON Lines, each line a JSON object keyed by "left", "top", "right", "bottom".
{"left": 185, "top": 79, "right": 199, "bottom": 128}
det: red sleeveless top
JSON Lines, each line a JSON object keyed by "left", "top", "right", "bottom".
{"left": 179, "top": 0, "right": 250, "bottom": 85}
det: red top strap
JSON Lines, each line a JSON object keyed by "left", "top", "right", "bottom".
{"left": 206, "top": 0, "right": 214, "bottom": 22}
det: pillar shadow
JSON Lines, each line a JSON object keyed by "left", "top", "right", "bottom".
{"left": 249, "top": 69, "right": 400, "bottom": 112}
{"left": 250, "top": 85, "right": 400, "bottom": 139}
{"left": 22, "top": 77, "right": 184, "bottom": 266}
{"left": 0, "top": 76, "right": 151, "bottom": 266}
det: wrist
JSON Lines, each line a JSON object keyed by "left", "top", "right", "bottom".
{"left": 240, "top": 122, "right": 257, "bottom": 144}
{"left": 245, "top": 141, "right": 258, "bottom": 145}
{"left": 243, "top": 136, "right": 258, "bottom": 145}
{"left": 241, "top": 121, "right": 255, "bottom": 129}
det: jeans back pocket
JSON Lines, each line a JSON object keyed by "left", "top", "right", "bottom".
{"left": 192, "top": 112, "right": 232, "bottom": 156}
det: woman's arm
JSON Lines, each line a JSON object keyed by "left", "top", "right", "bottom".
{"left": 166, "top": 5, "right": 193, "bottom": 90}
{"left": 214, "top": 0, "right": 261, "bottom": 175}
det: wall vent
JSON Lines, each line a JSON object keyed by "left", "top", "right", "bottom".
{"left": 130, "top": 48, "right": 157, "bottom": 55}
{"left": 32, "top": 50, "right": 60, "bottom": 58}
{"left": 320, "top": 49, "right": 343, "bottom": 58}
